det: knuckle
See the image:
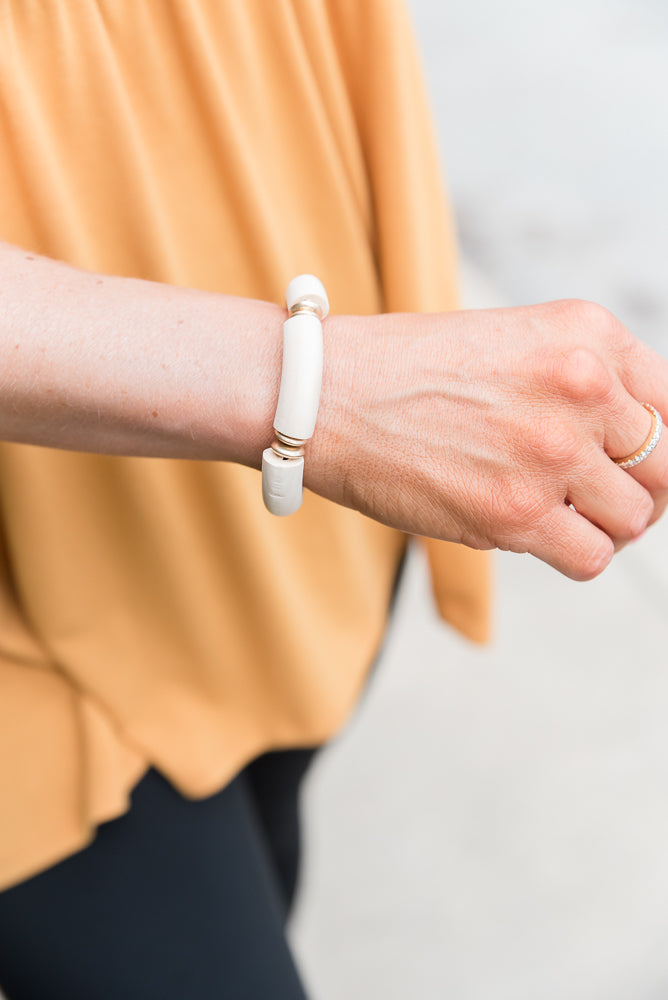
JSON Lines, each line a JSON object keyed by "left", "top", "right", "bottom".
{"left": 532, "top": 421, "right": 583, "bottom": 468}
{"left": 550, "top": 345, "right": 613, "bottom": 402}
{"left": 613, "top": 516, "right": 644, "bottom": 546}
{"left": 525, "top": 421, "right": 582, "bottom": 466}
{"left": 544, "top": 299, "right": 634, "bottom": 370}
{"left": 490, "top": 476, "right": 545, "bottom": 535}
{"left": 625, "top": 494, "right": 654, "bottom": 539}
{"left": 653, "top": 459, "right": 668, "bottom": 492}
{"left": 649, "top": 496, "right": 668, "bottom": 527}
{"left": 570, "top": 298, "right": 614, "bottom": 333}
{"left": 563, "top": 298, "right": 634, "bottom": 368}
{"left": 572, "top": 538, "right": 615, "bottom": 581}
{"left": 545, "top": 298, "right": 612, "bottom": 336}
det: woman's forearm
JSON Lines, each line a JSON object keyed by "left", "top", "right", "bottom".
{"left": 3, "top": 240, "right": 668, "bottom": 582}
{"left": 0, "top": 241, "right": 284, "bottom": 464}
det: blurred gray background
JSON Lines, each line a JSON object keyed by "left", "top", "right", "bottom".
{"left": 290, "top": 2, "right": 668, "bottom": 998}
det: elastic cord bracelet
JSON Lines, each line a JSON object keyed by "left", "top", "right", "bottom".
{"left": 262, "top": 274, "right": 329, "bottom": 516}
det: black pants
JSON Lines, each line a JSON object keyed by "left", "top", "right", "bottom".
{"left": 0, "top": 747, "right": 318, "bottom": 1000}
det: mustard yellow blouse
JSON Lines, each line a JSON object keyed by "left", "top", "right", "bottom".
{"left": 0, "top": 0, "right": 490, "bottom": 891}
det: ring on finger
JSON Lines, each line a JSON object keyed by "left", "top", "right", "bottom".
{"left": 612, "top": 402, "right": 663, "bottom": 470}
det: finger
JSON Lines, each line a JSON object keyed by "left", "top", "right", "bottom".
{"left": 613, "top": 337, "right": 668, "bottom": 524}
{"left": 614, "top": 336, "right": 668, "bottom": 449}
{"left": 529, "top": 503, "right": 615, "bottom": 581}
{"left": 601, "top": 380, "right": 668, "bottom": 523}
{"left": 603, "top": 391, "right": 658, "bottom": 464}
{"left": 648, "top": 492, "right": 668, "bottom": 527}
{"left": 613, "top": 404, "right": 668, "bottom": 510}
{"left": 567, "top": 449, "right": 653, "bottom": 545}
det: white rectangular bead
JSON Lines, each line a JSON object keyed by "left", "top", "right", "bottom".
{"left": 273, "top": 312, "right": 323, "bottom": 441}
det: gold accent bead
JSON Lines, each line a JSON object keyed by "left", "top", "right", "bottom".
{"left": 271, "top": 439, "right": 305, "bottom": 460}
{"left": 288, "top": 300, "right": 323, "bottom": 319}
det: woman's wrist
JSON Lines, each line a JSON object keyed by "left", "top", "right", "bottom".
{"left": 306, "top": 309, "right": 421, "bottom": 515}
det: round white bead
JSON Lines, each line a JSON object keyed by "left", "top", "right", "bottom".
{"left": 285, "top": 273, "right": 329, "bottom": 318}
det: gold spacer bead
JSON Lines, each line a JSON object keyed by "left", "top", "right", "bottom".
{"left": 271, "top": 438, "right": 305, "bottom": 460}
{"left": 274, "top": 430, "right": 306, "bottom": 448}
{"left": 288, "top": 300, "right": 323, "bottom": 319}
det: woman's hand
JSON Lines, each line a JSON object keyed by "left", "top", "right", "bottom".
{"left": 309, "top": 299, "right": 668, "bottom": 580}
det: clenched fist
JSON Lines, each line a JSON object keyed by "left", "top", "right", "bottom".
{"left": 309, "top": 299, "right": 668, "bottom": 580}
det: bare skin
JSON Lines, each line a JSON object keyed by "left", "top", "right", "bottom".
{"left": 0, "top": 243, "right": 284, "bottom": 463}
{"left": 2, "top": 240, "right": 667, "bottom": 581}
{"left": 310, "top": 301, "right": 668, "bottom": 580}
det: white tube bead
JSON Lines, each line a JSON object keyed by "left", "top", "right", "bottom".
{"left": 261, "top": 448, "right": 304, "bottom": 517}
{"left": 285, "top": 274, "right": 329, "bottom": 318}
{"left": 273, "top": 311, "right": 323, "bottom": 441}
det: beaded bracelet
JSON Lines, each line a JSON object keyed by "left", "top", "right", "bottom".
{"left": 262, "top": 274, "right": 329, "bottom": 516}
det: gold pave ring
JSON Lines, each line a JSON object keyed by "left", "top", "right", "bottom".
{"left": 613, "top": 403, "right": 663, "bottom": 470}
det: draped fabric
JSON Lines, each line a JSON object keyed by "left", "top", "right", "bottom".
{"left": 0, "top": 0, "right": 490, "bottom": 890}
